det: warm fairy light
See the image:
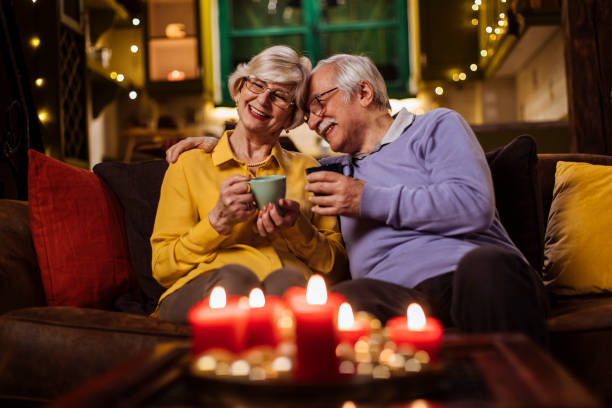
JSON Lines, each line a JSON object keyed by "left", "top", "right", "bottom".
{"left": 498, "top": 20, "right": 505, "bottom": 26}
{"left": 459, "top": 72, "right": 467, "bottom": 81}
{"left": 495, "top": 27, "right": 502, "bottom": 34}
{"left": 249, "top": 288, "right": 265, "bottom": 308}
{"left": 480, "top": 50, "right": 488, "bottom": 57}
{"left": 499, "top": 12, "right": 506, "bottom": 18}
{"left": 110, "top": 71, "right": 118, "bottom": 80}
{"left": 434, "top": 86, "right": 444, "bottom": 96}
{"left": 128, "top": 91, "right": 138, "bottom": 100}
{"left": 306, "top": 275, "right": 327, "bottom": 305}
{"left": 209, "top": 286, "right": 227, "bottom": 308}
{"left": 485, "top": 26, "right": 493, "bottom": 33}
{"left": 470, "top": 64, "right": 478, "bottom": 71}
{"left": 132, "top": 17, "right": 141, "bottom": 26}
{"left": 30, "top": 36, "right": 40, "bottom": 48}
{"left": 35, "top": 78, "right": 44, "bottom": 87}
{"left": 32, "top": 0, "right": 37, "bottom": 3}
{"left": 167, "top": 70, "right": 186, "bottom": 81}
{"left": 338, "top": 302, "right": 355, "bottom": 330}
{"left": 472, "top": 4, "right": 479, "bottom": 11}
{"left": 38, "top": 110, "right": 48, "bottom": 122}
{"left": 407, "top": 303, "right": 426, "bottom": 331}
{"left": 452, "top": 73, "right": 460, "bottom": 82}
{"left": 471, "top": 18, "right": 478, "bottom": 26}
{"left": 130, "top": 45, "right": 139, "bottom": 53}
{"left": 474, "top": 0, "right": 481, "bottom": 5}
{"left": 117, "top": 74, "right": 125, "bottom": 82}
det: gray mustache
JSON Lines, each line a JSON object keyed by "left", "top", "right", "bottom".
{"left": 317, "top": 118, "right": 338, "bottom": 136}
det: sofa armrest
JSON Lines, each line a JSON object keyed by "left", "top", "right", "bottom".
{"left": 0, "top": 200, "right": 46, "bottom": 314}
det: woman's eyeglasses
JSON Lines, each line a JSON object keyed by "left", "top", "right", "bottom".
{"left": 244, "top": 76, "right": 294, "bottom": 109}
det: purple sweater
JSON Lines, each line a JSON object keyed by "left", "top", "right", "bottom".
{"left": 323, "top": 108, "right": 524, "bottom": 288}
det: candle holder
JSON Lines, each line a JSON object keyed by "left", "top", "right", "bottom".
{"left": 190, "top": 312, "right": 443, "bottom": 385}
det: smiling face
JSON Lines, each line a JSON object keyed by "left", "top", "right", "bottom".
{"left": 306, "top": 65, "right": 365, "bottom": 154}
{"left": 236, "top": 77, "right": 296, "bottom": 140}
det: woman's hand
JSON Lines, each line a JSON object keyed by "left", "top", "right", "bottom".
{"left": 254, "top": 199, "right": 300, "bottom": 237}
{"left": 209, "top": 175, "right": 255, "bottom": 235}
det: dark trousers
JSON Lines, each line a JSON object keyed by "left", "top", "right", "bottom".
{"left": 332, "top": 245, "right": 550, "bottom": 346}
{"left": 158, "top": 264, "right": 306, "bottom": 323}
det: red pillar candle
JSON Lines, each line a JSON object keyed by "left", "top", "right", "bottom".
{"left": 386, "top": 303, "right": 443, "bottom": 359}
{"left": 285, "top": 275, "right": 345, "bottom": 382}
{"left": 188, "top": 286, "right": 248, "bottom": 356}
{"left": 337, "top": 302, "right": 371, "bottom": 346}
{"left": 246, "top": 288, "right": 283, "bottom": 348}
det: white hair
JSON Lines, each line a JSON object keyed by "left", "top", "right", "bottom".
{"left": 228, "top": 45, "right": 312, "bottom": 129}
{"left": 311, "top": 54, "right": 391, "bottom": 110}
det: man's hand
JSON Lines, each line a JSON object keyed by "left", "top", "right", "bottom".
{"left": 209, "top": 175, "right": 255, "bottom": 235}
{"left": 306, "top": 171, "right": 365, "bottom": 217}
{"left": 166, "top": 136, "right": 220, "bottom": 163}
{"left": 254, "top": 199, "right": 300, "bottom": 237}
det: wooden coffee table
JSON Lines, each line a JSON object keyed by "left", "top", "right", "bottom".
{"left": 50, "top": 333, "right": 600, "bottom": 407}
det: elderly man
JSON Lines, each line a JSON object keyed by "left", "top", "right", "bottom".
{"left": 167, "top": 53, "right": 549, "bottom": 345}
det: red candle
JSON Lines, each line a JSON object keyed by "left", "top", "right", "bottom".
{"left": 285, "top": 275, "right": 345, "bottom": 382}
{"left": 337, "top": 302, "right": 370, "bottom": 346}
{"left": 188, "top": 286, "right": 248, "bottom": 356}
{"left": 246, "top": 288, "right": 283, "bottom": 348}
{"left": 386, "top": 303, "right": 443, "bottom": 359}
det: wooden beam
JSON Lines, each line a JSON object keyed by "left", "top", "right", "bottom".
{"left": 562, "top": 0, "right": 612, "bottom": 154}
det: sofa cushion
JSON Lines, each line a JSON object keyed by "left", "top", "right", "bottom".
{"left": 27, "top": 150, "right": 134, "bottom": 308}
{"left": 485, "top": 135, "right": 544, "bottom": 271}
{"left": 543, "top": 161, "right": 612, "bottom": 294}
{"left": 93, "top": 160, "right": 169, "bottom": 315}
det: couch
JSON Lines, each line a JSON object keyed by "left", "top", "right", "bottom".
{"left": 1, "top": 136, "right": 612, "bottom": 405}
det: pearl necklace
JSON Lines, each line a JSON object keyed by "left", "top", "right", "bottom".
{"left": 245, "top": 157, "right": 270, "bottom": 167}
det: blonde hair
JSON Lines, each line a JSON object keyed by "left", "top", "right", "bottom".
{"left": 228, "top": 46, "right": 312, "bottom": 130}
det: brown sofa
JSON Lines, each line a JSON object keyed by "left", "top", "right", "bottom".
{"left": 1, "top": 136, "right": 612, "bottom": 405}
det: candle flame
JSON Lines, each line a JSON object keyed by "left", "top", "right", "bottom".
{"left": 209, "top": 286, "right": 227, "bottom": 309}
{"left": 337, "top": 302, "right": 355, "bottom": 330}
{"left": 407, "top": 303, "right": 426, "bottom": 331}
{"left": 306, "top": 275, "right": 327, "bottom": 305}
{"left": 249, "top": 288, "right": 265, "bottom": 308}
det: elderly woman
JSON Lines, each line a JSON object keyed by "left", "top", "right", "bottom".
{"left": 151, "top": 46, "right": 348, "bottom": 322}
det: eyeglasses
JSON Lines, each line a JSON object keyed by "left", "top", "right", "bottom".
{"left": 305, "top": 87, "right": 338, "bottom": 121}
{"left": 244, "top": 76, "right": 294, "bottom": 109}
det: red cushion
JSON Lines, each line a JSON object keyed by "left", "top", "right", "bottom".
{"left": 28, "top": 150, "right": 134, "bottom": 307}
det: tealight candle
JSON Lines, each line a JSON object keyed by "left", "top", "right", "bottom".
{"left": 386, "top": 303, "right": 443, "bottom": 359}
{"left": 246, "top": 288, "right": 283, "bottom": 348}
{"left": 188, "top": 286, "right": 248, "bottom": 356}
{"left": 285, "top": 275, "right": 345, "bottom": 382}
{"left": 337, "top": 302, "right": 370, "bottom": 346}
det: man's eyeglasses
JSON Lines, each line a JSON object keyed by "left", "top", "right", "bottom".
{"left": 244, "top": 76, "right": 294, "bottom": 109}
{"left": 305, "top": 87, "right": 338, "bottom": 121}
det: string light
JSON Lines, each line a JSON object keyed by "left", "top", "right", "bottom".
{"left": 110, "top": 71, "right": 118, "bottom": 80}
{"left": 452, "top": 73, "right": 460, "bottom": 82}
{"left": 498, "top": 20, "right": 505, "bottom": 26}
{"left": 35, "top": 78, "right": 44, "bottom": 87}
{"left": 30, "top": 36, "right": 40, "bottom": 48}
{"left": 458, "top": 72, "right": 467, "bottom": 81}
{"left": 129, "top": 91, "right": 138, "bottom": 100}
{"left": 434, "top": 86, "right": 444, "bottom": 96}
{"left": 480, "top": 50, "right": 488, "bottom": 57}
{"left": 38, "top": 110, "right": 48, "bottom": 122}
{"left": 485, "top": 26, "right": 492, "bottom": 33}
{"left": 470, "top": 64, "right": 478, "bottom": 71}
{"left": 132, "top": 18, "right": 141, "bottom": 26}
{"left": 116, "top": 74, "right": 125, "bottom": 82}
{"left": 472, "top": 4, "right": 479, "bottom": 11}
{"left": 471, "top": 18, "right": 478, "bottom": 25}
{"left": 130, "top": 45, "right": 139, "bottom": 53}
{"left": 494, "top": 27, "right": 502, "bottom": 34}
